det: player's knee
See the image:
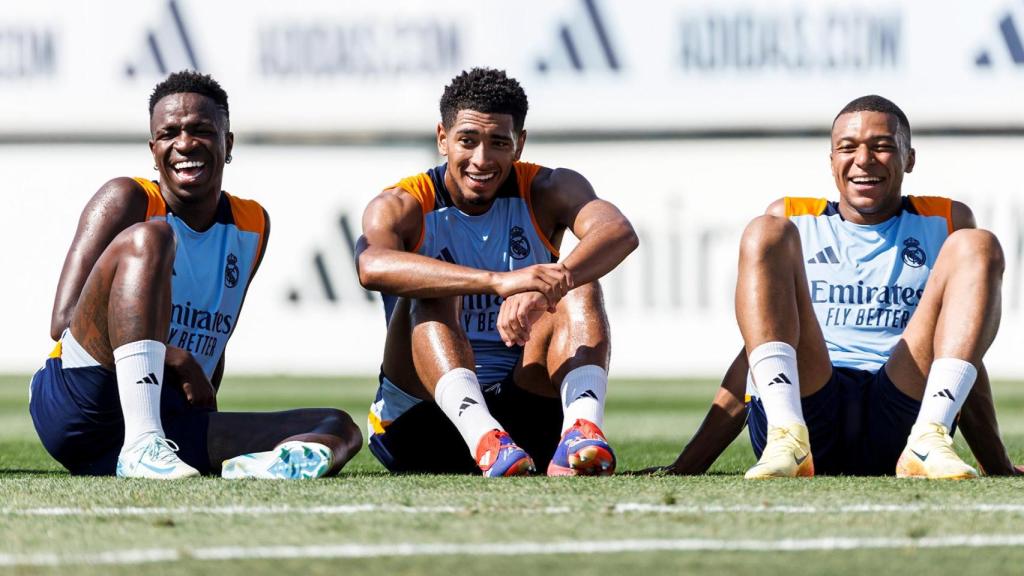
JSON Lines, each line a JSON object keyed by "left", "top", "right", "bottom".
{"left": 740, "top": 215, "right": 799, "bottom": 261}
{"left": 116, "top": 221, "right": 176, "bottom": 266}
{"left": 566, "top": 280, "right": 602, "bottom": 305}
{"left": 556, "top": 281, "right": 606, "bottom": 316}
{"left": 410, "top": 297, "right": 460, "bottom": 325}
{"left": 319, "top": 408, "right": 362, "bottom": 446}
{"left": 945, "top": 229, "right": 1004, "bottom": 276}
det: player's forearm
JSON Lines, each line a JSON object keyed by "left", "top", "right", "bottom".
{"left": 959, "top": 365, "right": 1015, "bottom": 475}
{"left": 668, "top": 385, "right": 748, "bottom": 475}
{"left": 561, "top": 217, "right": 638, "bottom": 286}
{"left": 50, "top": 306, "right": 73, "bottom": 341}
{"left": 50, "top": 252, "right": 90, "bottom": 339}
{"left": 667, "top": 349, "right": 749, "bottom": 475}
{"left": 357, "top": 247, "right": 495, "bottom": 298}
{"left": 211, "top": 353, "right": 225, "bottom": 392}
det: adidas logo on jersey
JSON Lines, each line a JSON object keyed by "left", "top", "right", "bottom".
{"left": 458, "top": 397, "right": 478, "bottom": 417}
{"left": 768, "top": 373, "right": 792, "bottom": 386}
{"left": 136, "top": 372, "right": 160, "bottom": 386}
{"left": 933, "top": 388, "right": 956, "bottom": 401}
{"left": 807, "top": 246, "right": 840, "bottom": 264}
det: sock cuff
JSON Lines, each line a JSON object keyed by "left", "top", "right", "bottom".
{"left": 563, "top": 365, "right": 607, "bottom": 383}
{"left": 433, "top": 367, "right": 480, "bottom": 405}
{"left": 748, "top": 341, "right": 796, "bottom": 367}
{"left": 113, "top": 340, "right": 166, "bottom": 362}
{"left": 932, "top": 358, "right": 978, "bottom": 380}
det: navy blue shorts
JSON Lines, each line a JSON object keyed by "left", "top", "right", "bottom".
{"left": 748, "top": 366, "right": 925, "bottom": 476}
{"left": 368, "top": 372, "right": 563, "bottom": 474}
{"left": 29, "top": 358, "right": 212, "bottom": 475}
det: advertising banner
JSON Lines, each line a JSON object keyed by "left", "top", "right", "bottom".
{"left": 2, "top": 0, "right": 1024, "bottom": 136}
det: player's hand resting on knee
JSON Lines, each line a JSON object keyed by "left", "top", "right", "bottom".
{"left": 497, "top": 292, "right": 550, "bottom": 347}
{"left": 165, "top": 346, "right": 218, "bottom": 410}
{"left": 492, "top": 263, "right": 572, "bottom": 309}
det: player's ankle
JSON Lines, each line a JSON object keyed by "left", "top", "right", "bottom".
{"left": 559, "top": 365, "right": 607, "bottom": 434}
{"left": 121, "top": 431, "right": 162, "bottom": 452}
{"left": 908, "top": 421, "right": 949, "bottom": 437}
{"left": 474, "top": 428, "right": 505, "bottom": 464}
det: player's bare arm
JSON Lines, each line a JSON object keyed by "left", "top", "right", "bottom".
{"left": 654, "top": 196, "right": 794, "bottom": 474}
{"left": 764, "top": 197, "right": 786, "bottom": 218}
{"left": 654, "top": 349, "right": 749, "bottom": 475}
{"left": 532, "top": 167, "right": 638, "bottom": 285}
{"left": 653, "top": 198, "right": 787, "bottom": 474}
{"left": 357, "top": 187, "right": 572, "bottom": 304}
{"left": 50, "top": 177, "right": 150, "bottom": 341}
{"left": 166, "top": 346, "right": 217, "bottom": 410}
{"left": 941, "top": 201, "right": 1020, "bottom": 475}
{"left": 497, "top": 168, "right": 638, "bottom": 346}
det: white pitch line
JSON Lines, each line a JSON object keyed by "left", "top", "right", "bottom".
{"left": 613, "top": 503, "right": 1024, "bottom": 514}
{"left": 0, "top": 504, "right": 576, "bottom": 517}
{"left": 2, "top": 535, "right": 1024, "bottom": 567}
{"left": 1, "top": 504, "right": 462, "bottom": 517}
{"left": 4, "top": 502, "right": 1024, "bottom": 517}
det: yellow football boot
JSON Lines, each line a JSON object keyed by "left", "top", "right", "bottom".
{"left": 745, "top": 423, "right": 814, "bottom": 479}
{"left": 896, "top": 423, "right": 978, "bottom": 480}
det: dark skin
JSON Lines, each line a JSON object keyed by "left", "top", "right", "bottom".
{"left": 657, "top": 110, "right": 1020, "bottom": 476}
{"left": 55, "top": 92, "right": 236, "bottom": 405}
{"left": 50, "top": 92, "right": 361, "bottom": 473}
{"left": 357, "top": 109, "right": 637, "bottom": 405}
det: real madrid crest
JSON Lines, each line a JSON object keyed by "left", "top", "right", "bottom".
{"left": 509, "top": 226, "right": 531, "bottom": 260}
{"left": 224, "top": 253, "right": 240, "bottom": 287}
{"left": 901, "top": 237, "right": 926, "bottom": 268}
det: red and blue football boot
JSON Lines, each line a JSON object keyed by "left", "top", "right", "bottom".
{"left": 547, "top": 419, "right": 616, "bottom": 476}
{"left": 476, "top": 430, "right": 535, "bottom": 477}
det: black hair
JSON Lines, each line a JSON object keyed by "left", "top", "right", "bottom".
{"left": 440, "top": 68, "right": 529, "bottom": 132}
{"left": 148, "top": 70, "right": 229, "bottom": 127}
{"left": 833, "top": 94, "right": 910, "bottom": 148}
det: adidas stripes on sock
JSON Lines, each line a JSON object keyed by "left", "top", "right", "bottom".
{"left": 113, "top": 340, "right": 167, "bottom": 447}
{"left": 749, "top": 341, "right": 805, "bottom": 428}
{"left": 433, "top": 368, "right": 504, "bottom": 458}
{"left": 560, "top": 365, "right": 608, "bottom": 433}
{"left": 915, "top": 358, "right": 978, "bottom": 431}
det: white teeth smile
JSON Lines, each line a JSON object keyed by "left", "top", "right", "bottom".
{"left": 851, "top": 176, "right": 882, "bottom": 184}
{"left": 467, "top": 173, "right": 495, "bottom": 182}
{"left": 173, "top": 160, "right": 205, "bottom": 170}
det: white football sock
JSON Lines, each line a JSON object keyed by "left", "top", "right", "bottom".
{"left": 560, "top": 365, "right": 608, "bottom": 433}
{"left": 749, "top": 341, "right": 805, "bottom": 428}
{"left": 914, "top": 358, "right": 977, "bottom": 431}
{"left": 433, "top": 368, "right": 503, "bottom": 457}
{"left": 113, "top": 340, "right": 166, "bottom": 447}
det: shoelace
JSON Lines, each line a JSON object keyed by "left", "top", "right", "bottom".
{"left": 763, "top": 427, "right": 805, "bottom": 456}
{"left": 766, "top": 426, "right": 796, "bottom": 443}
{"left": 146, "top": 437, "right": 183, "bottom": 465}
{"left": 917, "top": 427, "right": 957, "bottom": 455}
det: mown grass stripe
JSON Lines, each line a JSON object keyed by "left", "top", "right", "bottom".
{"left": 3, "top": 535, "right": 1024, "bottom": 567}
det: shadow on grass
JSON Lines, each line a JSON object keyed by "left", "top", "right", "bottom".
{"left": 0, "top": 469, "right": 67, "bottom": 476}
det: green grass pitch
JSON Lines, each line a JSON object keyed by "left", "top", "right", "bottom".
{"left": 2, "top": 373, "right": 1024, "bottom": 575}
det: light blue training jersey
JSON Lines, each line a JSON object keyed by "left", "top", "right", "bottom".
{"left": 383, "top": 162, "right": 558, "bottom": 384}
{"left": 786, "top": 196, "right": 953, "bottom": 371}
{"left": 136, "top": 178, "right": 267, "bottom": 378}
